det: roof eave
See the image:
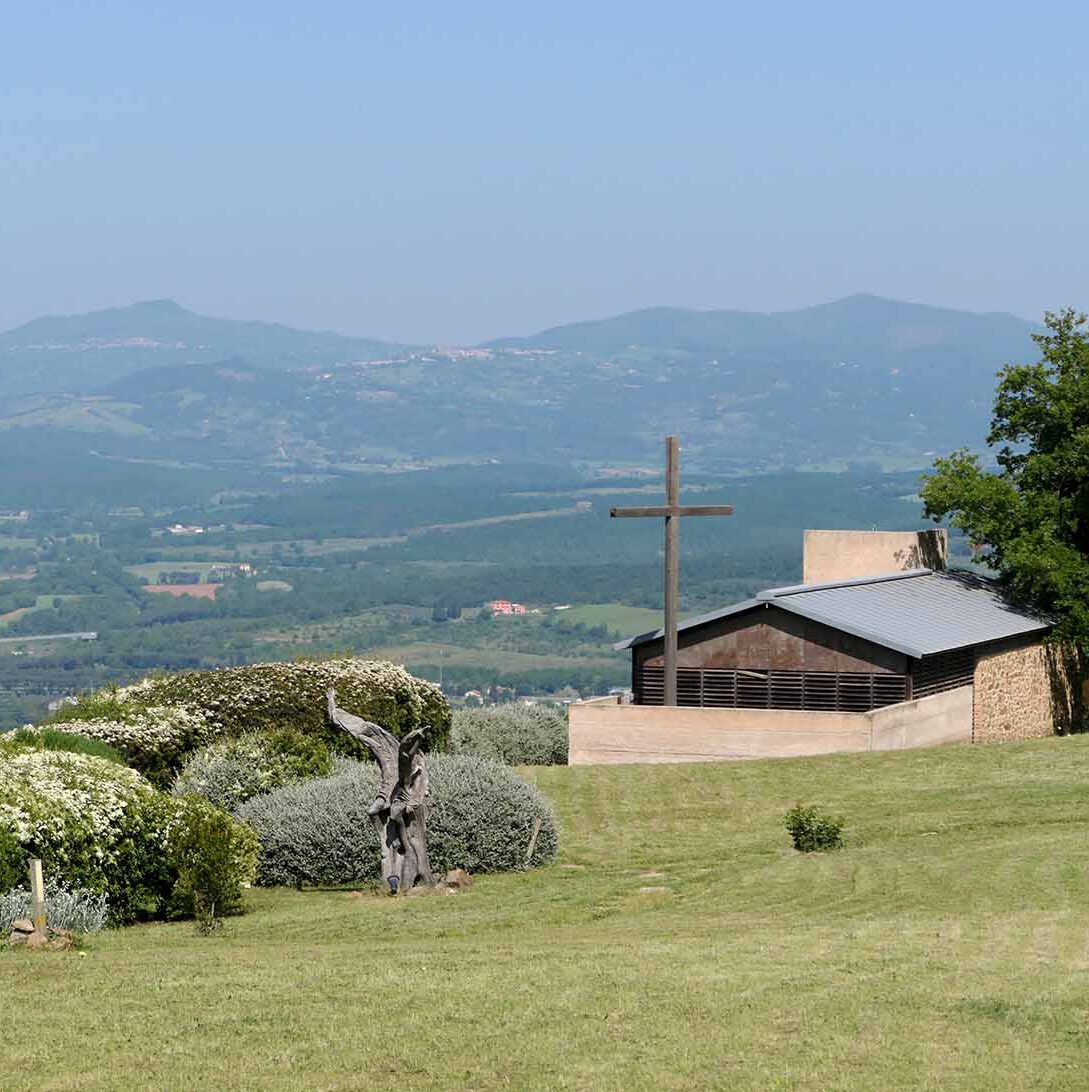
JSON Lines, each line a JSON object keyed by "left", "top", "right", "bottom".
{"left": 616, "top": 598, "right": 765, "bottom": 650}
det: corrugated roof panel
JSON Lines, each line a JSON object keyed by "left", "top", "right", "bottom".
{"left": 619, "top": 570, "right": 1050, "bottom": 657}
{"left": 767, "top": 570, "right": 1049, "bottom": 658}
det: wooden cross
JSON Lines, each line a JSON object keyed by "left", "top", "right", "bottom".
{"left": 610, "top": 436, "right": 733, "bottom": 706}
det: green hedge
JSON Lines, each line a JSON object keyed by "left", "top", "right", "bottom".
{"left": 21, "top": 707, "right": 213, "bottom": 787}
{"left": 239, "top": 754, "right": 558, "bottom": 887}
{"left": 9, "top": 726, "right": 126, "bottom": 766}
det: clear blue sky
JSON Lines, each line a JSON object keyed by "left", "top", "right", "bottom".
{"left": 2, "top": 2, "right": 1086, "bottom": 344}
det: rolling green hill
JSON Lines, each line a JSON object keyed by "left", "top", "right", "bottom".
{"left": 0, "top": 299, "right": 405, "bottom": 397}
{"left": 0, "top": 295, "right": 1042, "bottom": 479}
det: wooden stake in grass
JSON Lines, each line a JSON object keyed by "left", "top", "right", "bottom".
{"left": 29, "top": 858, "right": 46, "bottom": 934}
{"left": 525, "top": 816, "right": 542, "bottom": 865}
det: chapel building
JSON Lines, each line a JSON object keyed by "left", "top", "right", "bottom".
{"left": 569, "top": 530, "right": 1085, "bottom": 764}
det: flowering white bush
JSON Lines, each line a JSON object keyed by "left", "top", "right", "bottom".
{"left": 0, "top": 747, "right": 151, "bottom": 848}
{"left": 0, "top": 746, "right": 167, "bottom": 921}
{"left": 36, "top": 706, "right": 214, "bottom": 786}
{"left": 0, "top": 742, "right": 256, "bottom": 924}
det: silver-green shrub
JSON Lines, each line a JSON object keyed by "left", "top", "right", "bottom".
{"left": 0, "top": 881, "right": 108, "bottom": 934}
{"left": 238, "top": 754, "right": 558, "bottom": 887}
{"left": 449, "top": 705, "right": 568, "bottom": 766}
{"left": 172, "top": 730, "right": 333, "bottom": 813}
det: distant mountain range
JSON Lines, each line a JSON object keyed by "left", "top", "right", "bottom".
{"left": 0, "top": 299, "right": 404, "bottom": 396}
{"left": 491, "top": 293, "right": 1032, "bottom": 359}
{"left": 0, "top": 295, "right": 1041, "bottom": 477}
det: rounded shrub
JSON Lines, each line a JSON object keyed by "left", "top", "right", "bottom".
{"left": 0, "top": 743, "right": 256, "bottom": 924}
{"left": 173, "top": 729, "right": 333, "bottom": 813}
{"left": 450, "top": 704, "right": 568, "bottom": 765}
{"left": 784, "top": 804, "right": 845, "bottom": 853}
{"left": 239, "top": 754, "right": 558, "bottom": 888}
{"left": 167, "top": 794, "right": 260, "bottom": 928}
{"left": 56, "top": 658, "right": 449, "bottom": 763}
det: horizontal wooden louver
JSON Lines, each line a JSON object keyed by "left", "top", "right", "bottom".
{"left": 676, "top": 669, "right": 703, "bottom": 707}
{"left": 912, "top": 648, "right": 975, "bottom": 698}
{"left": 636, "top": 665, "right": 908, "bottom": 712}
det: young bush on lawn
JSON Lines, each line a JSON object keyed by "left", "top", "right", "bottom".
{"left": 449, "top": 705, "right": 568, "bottom": 766}
{"left": 785, "top": 804, "right": 845, "bottom": 852}
{"left": 239, "top": 754, "right": 558, "bottom": 887}
{"left": 173, "top": 729, "right": 333, "bottom": 813}
{"left": 0, "top": 744, "right": 256, "bottom": 924}
{"left": 167, "top": 794, "right": 260, "bottom": 930}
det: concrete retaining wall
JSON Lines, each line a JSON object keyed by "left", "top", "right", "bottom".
{"left": 568, "top": 686, "right": 972, "bottom": 765}
{"left": 802, "top": 529, "right": 948, "bottom": 584}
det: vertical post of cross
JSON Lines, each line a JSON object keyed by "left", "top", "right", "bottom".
{"left": 663, "top": 436, "right": 680, "bottom": 707}
{"left": 29, "top": 857, "right": 46, "bottom": 934}
{"left": 610, "top": 435, "right": 733, "bottom": 708}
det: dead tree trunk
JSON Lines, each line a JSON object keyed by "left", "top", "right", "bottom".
{"left": 326, "top": 689, "right": 433, "bottom": 894}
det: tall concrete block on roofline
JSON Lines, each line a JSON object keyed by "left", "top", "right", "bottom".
{"left": 803, "top": 529, "right": 948, "bottom": 584}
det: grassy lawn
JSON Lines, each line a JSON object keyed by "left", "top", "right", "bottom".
{"left": 560, "top": 601, "right": 662, "bottom": 635}
{"left": 4, "top": 737, "right": 1089, "bottom": 1090}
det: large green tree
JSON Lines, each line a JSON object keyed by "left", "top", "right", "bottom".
{"left": 922, "top": 309, "right": 1089, "bottom": 645}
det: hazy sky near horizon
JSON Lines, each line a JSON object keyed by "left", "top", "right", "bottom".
{"left": 3, "top": 3, "right": 1087, "bottom": 344}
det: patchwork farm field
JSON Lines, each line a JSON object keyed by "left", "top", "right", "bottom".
{"left": 5, "top": 738, "right": 1089, "bottom": 1090}
{"left": 558, "top": 601, "right": 663, "bottom": 635}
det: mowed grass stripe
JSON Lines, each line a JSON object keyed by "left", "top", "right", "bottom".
{"left": 4, "top": 736, "right": 1089, "bottom": 1090}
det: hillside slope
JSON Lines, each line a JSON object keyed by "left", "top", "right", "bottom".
{"left": 4, "top": 736, "right": 1087, "bottom": 1089}
{"left": 0, "top": 299, "right": 405, "bottom": 396}
{"left": 0, "top": 295, "right": 1042, "bottom": 477}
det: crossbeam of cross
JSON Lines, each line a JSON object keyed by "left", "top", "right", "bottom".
{"left": 610, "top": 436, "right": 733, "bottom": 706}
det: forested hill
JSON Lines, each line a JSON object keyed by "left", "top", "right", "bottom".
{"left": 0, "top": 295, "right": 1041, "bottom": 479}
{"left": 0, "top": 299, "right": 405, "bottom": 396}
{"left": 489, "top": 293, "right": 1034, "bottom": 360}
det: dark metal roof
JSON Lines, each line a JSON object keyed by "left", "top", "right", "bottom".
{"left": 616, "top": 569, "right": 1051, "bottom": 659}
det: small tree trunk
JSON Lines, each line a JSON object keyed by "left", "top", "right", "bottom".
{"left": 327, "top": 690, "right": 434, "bottom": 894}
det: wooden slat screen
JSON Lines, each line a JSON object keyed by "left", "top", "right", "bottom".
{"left": 912, "top": 648, "right": 976, "bottom": 698}
{"left": 636, "top": 666, "right": 908, "bottom": 712}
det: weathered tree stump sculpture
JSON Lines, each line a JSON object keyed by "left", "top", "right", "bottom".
{"left": 326, "top": 689, "right": 434, "bottom": 894}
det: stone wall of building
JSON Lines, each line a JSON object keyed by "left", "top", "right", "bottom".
{"left": 973, "top": 640, "right": 1088, "bottom": 742}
